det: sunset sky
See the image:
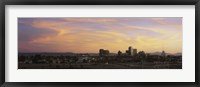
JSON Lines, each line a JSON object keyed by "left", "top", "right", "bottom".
{"left": 18, "top": 17, "right": 182, "bottom": 53}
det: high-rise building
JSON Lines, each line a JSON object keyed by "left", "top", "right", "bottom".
{"left": 126, "top": 50, "right": 129, "bottom": 55}
{"left": 128, "top": 46, "right": 133, "bottom": 56}
{"left": 133, "top": 49, "right": 137, "bottom": 55}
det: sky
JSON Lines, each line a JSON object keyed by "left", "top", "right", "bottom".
{"left": 18, "top": 17, "right": 182, "bottom": 53}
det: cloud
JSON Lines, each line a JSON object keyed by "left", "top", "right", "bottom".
{"left": 28, "top": 29, "right": 134, "bottom": 53}
{"left": 18, "top": 17, "right": 182, "bottom": 53}
{"left": 63, "top": 18, "right": 118, "bottom": 23}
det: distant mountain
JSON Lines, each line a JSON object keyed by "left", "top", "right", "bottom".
{"left": 173, "top": 53, "right": 182, "bottom": 56}
{"left": 149, "top": 52, "right": 182, "bottom": 56}
{"left": 150, "top": 52, "right": 160, "bottom": 55}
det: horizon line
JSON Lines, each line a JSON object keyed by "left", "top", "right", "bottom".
{"left": 18, "top": 51, "right": 182, "bottom": 54}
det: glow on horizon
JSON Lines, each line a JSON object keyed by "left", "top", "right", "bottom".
{"left": 18, "top": 17, "right": 182, "bottom": 54}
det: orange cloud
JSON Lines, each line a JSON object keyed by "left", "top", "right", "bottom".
{"left": 19, "top": 18, "right": 182, "bottom": 53}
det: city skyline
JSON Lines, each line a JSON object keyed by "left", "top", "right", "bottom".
{"left": 18, "top": 17, "right": 182, "bottom": 54}
{"left": 18, "top": 47, "right": 181, "bottom": 56}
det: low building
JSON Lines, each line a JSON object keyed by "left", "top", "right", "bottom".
{"left": 99, "top": 49, "right": 110, "bottom": 56}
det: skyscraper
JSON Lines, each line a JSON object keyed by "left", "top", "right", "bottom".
{"left": 128, "top": 46, "right": 133, "bottom": 56}
{"left": 133, "top": 49, "right": 137, "bottom": 56}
